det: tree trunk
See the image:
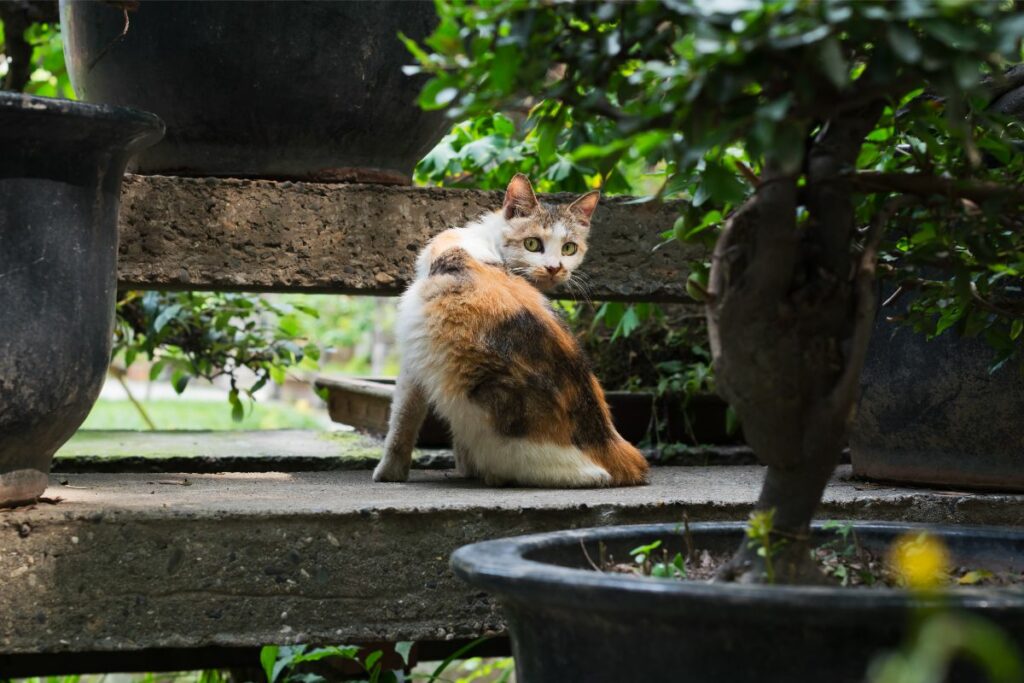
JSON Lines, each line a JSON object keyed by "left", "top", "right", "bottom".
{"left": 707, "top": 103, "right": 886, "bottom": 584}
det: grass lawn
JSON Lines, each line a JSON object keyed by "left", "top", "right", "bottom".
{"left": 81, "top": 398, "right": 326, "bottom": 431}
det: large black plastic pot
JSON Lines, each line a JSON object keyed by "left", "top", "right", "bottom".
{"left": 0, "top": 92, "right": 163, "bottom": 507}
{"left": 453, "top": 522, "right": 1024, "bottom": 683}
{"left": 851, "top": 311, "right": 1024, "bottom": 492}
{"left": 60, "top": 0, "right": 450, "bottom": 183}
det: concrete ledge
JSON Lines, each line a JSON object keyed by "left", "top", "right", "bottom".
{"left": 2, "top": 466, "right": 1022, "bottom": 655}
{"left": 54, "top": 430, "right": 759, "bottom": 473}
{"left": 117, "top": 175, "right": 702, "bottom": 302}
{"left": 55, "top": 430, "right": 456, "bottom": 473}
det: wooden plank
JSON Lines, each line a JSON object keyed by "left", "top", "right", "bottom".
{"left": 117, "top": 175, "right": 702, "bottom": 301}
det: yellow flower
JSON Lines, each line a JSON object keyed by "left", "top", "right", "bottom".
{"left": 889, "top": 532, "right": 950, "bottom": 589}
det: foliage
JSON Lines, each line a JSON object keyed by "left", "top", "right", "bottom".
{"left": 0, "top": 4, "right": 72, "bottom": 96}
{"left": 870, "top": 613, "right": 1024, "bottom": 683}
{"left": 260, "top": 643, "right": 410, "bottom": 683}
{"left": 258, "top": 640, "right": 502, "bottom": 683}
{"left": 114, "top": 291, "right": 320, "bottom": 420}
{"left": 409, "top": 0, "right": 1024, "bottom": 364}
{"left": 745, "top": 509, "right": 786, "bottom": 584}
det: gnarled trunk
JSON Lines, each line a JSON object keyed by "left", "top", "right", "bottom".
{"left": 707, "top": 103, "right": 886, "bottom": 583}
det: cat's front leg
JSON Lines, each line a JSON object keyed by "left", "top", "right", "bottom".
{"left": 373, "top": 376, "right": 429, "bottom": 482}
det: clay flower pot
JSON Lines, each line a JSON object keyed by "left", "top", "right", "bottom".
{"left": 0, "top": 92, "right": 163, "bottom": 507}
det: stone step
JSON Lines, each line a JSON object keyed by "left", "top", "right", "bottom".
{"left": 2, "top": 462, "right": 1022, "bottom": 657}
{"left": 54, "top": 430, "right": 760, "bottom": 473}
{"left": 116, "top": 175, "right": 701, "bottom": 302}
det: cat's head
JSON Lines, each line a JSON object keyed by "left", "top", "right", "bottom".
{"left": 497, "top": 174, "right": 599, "bottom": 291}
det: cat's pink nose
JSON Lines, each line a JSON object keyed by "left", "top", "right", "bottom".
{"left": 546, "top": 265, "right": 562, "bottom": 276}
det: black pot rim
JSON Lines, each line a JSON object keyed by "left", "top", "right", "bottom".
{"left": 0, "top": 91, "right": 164, "bottom": 149}
{"left": 451, "top": 521, "right": 1024, "bottom": 615}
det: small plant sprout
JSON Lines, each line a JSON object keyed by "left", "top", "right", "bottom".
{"left": 745, "top": 509, "right": 787, "bottom": 585}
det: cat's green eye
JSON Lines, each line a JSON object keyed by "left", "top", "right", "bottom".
{"left": 562, "top": 242, "right": 578, "bottom": 256}
{"left": 523, "top": 237, "right": 543, "bottom": 252}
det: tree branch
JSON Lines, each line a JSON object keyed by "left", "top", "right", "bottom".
{"left": 850, "top": 171, "right": 1024, "bottom": 203}
{"left": 828, "top": 196, "right": 919, "bottom": 415}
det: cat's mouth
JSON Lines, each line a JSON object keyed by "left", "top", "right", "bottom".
{"left": 526, "top": 271, "right": 566, "bottom": 290}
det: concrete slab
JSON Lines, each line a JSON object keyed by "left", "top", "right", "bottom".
{"left": 2, "top": 466, "right": 1022, "bottom": 656}
{"left": 53, "top": 430, "right": 759, "bottom": 473}
{"left": 116, "top": 175, "right": 703, "bottom": 302}
{"left": 54, "top": 429, "right": 456, "bottom": 473}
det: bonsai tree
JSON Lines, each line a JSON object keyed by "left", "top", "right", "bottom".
{"left": 409, "top": 0, "right": 1024, "bottom": 582}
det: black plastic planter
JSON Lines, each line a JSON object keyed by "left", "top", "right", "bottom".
{"left": 60, "top": 0, "right": 450, "bottom": 183}
{"left": 453, "top": 522, "right": 1024, "bottom": 683}
{"left": 0, "top": 93, "right": 163, "bottom": 507}
{"left": 852, "top": 313, "right": 1024, "bottom": 492}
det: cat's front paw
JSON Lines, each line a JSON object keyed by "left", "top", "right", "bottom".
{"left": 372, "top": 459, "right": 410, "bottom": 482}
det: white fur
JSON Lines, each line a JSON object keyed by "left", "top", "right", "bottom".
{"left": 373, "top": 226, "right": 611, "bottom": 488}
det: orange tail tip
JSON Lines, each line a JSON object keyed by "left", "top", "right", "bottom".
{"left": 587, "top": 437, "right": 649, "bottom": 487}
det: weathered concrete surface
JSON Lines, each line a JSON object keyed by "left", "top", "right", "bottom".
{"left": 54, "top": 429, "right": 456, "bottom": 473}
{"left": 53, "top": 429, "right": 758, "bottom": 473}
{"left": 2, "top": 466, "right": 1022, "bottom": 655}
{"left": 117, "top": 175, "right": 701, "bottom": 302}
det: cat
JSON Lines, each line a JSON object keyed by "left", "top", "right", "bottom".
{"left": 372, "top": 174, "right": 649, "bottom": 488}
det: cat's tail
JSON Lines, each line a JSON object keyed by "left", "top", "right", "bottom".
{"left": 585, "top": 436, "right": 649, "bottom": 486}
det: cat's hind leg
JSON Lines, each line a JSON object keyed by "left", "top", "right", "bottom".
{"left": 373, "top": 376, "right": 429, "bottom": 482}
{"left": 453, "top": 439, "right": 479, "bottom": 478}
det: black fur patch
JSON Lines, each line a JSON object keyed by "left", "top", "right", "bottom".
{"left": 467, "top": 309, "right": 613, "bottom": 446}
{"left": 430, "top": 248, "right": 469, "bottom": 277}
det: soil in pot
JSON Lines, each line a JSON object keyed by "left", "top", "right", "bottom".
{"left": 60, "top": 0, "right": 451, "bottom": 182}
{"left": 453, "top": 522, "right": 1024, "bottom": 683}
{"left": 0, "top": 92, "right": 163, "bottom": 507}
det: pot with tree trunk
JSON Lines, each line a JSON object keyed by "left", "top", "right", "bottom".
{"left": 59, "top": 0, "right": 450, "bottom": 183}
{"left": 454, "top": 522, "right": 1024, "bottom": 683}
{"left": 412, "top": 0, "right": 1024, "bottom": 601}
{"left": 0, "top": 92, "right": 163, "bottom": 507}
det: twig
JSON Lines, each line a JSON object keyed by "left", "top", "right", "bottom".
{"left": 683, "top": 511, "right": 696, "bottom": 563}
{"left": 881, "top": 286, "right": 904, "bottom": 309}
{"left": 580, "top": 539, "right": 602, "bottom": 572}
{"left": 969, "top": 281, "right": 1021, "bottom": 319}
{"left": 86, "top": 4, "right": 132, "bottom": 71}
{"left": 115, "top": 372, "right": 157, "bottom": 430}
{"left": 734, "top": 160, "right": 760, "bottom": 187}
{"left": 828, "top": 196, "right": 919, "bottom": 412}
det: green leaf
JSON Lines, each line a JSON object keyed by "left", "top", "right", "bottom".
{"left": 426, "top": 638, "right": 489, "bottom": 683}
{"left": 693, "top": 162, "right": 747, "bottom": 207}
{"left": 153, "top": 304, "right": 182, "bottom": 333}
{"left": 171, "top": 370, "right": 190, "bottom": 395}
{"left": 149, "top": 359, "right": 167, "bottom": 381}
{"left": 629, "top": 540, "right": 662, "bottom": 558}
{"left": 394, "top": 642, "right": 414, "bottom": 667}
{"left": 260, "top": 646, "right": 279, "bottom": 683}
{"left": 958, "top": 569, "right": 993, "bottom": 585}
{"left": 1010, "top": 319, "right": 1023, "bottom": 341}
{"left": 817, "top": 37, "right": 849, "bottom": 89}
{"left": 887, "top": 25, "right": 922, "bottom": 64}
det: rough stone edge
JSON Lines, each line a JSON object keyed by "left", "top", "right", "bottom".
{"left": 117, "top": 175, "right": 704, "bottom": 302}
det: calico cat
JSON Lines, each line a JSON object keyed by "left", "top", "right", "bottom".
{"left": 373, "top": 174, "right": 649, "bottom": 487}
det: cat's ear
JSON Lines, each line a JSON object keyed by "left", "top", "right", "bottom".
{"left": 568, "top": 190, "right": 600, "bottom": 225}
{"left": 503, "top": 174, "right": 540, "bottom": 219}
